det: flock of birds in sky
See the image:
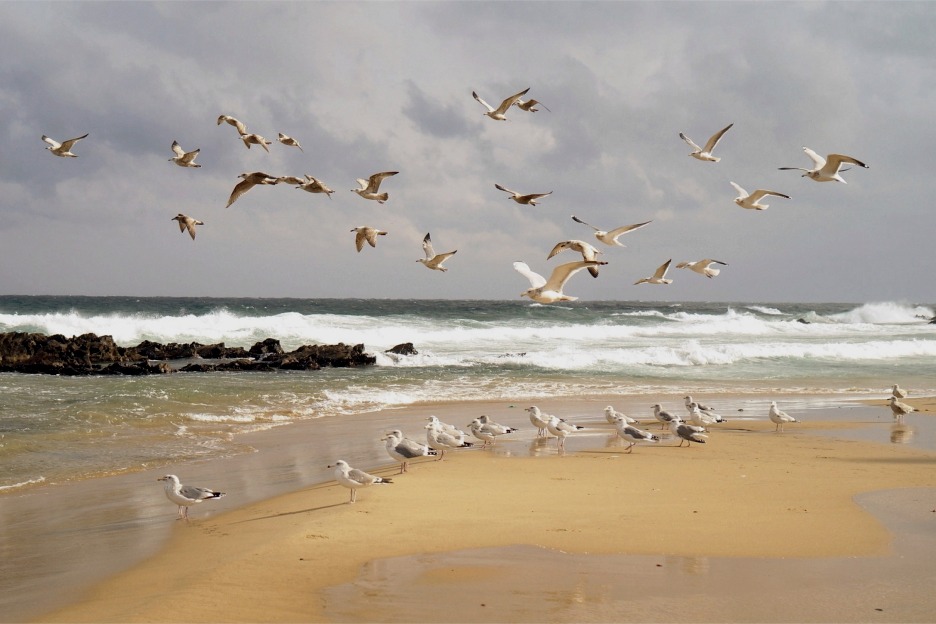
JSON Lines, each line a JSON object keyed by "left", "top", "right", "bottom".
{"left": 42, "top": 84, "right": 869, "bottom": 302}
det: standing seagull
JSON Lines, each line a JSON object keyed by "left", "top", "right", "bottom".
{"left": 418, "top": 233, "right": 457, "bottom": 272}
{"left": 226, "top": 171, "right": 279, "bottom": 208}
{"left": 239, "top": 132, "right": 272, "bottom": 152}
{"left": 514, "top": 97, "right": 550, "bottom": 112}
{"left": 676, "top": 259, "right": 727, "bottom": 279}
{"left": 670, "top": 418, "right": 708, "bottom": 447}
{"left": 634, "top": 260, "right": 673, "bottom": 285}
{"left": 605, "top": 405, "right": 638, "bottom": 425}
{"left": 548, "top": 240, "right": 603, "bottom": 277}
{"left": 383, "top": 430, "right": 436, "bottom": 474}
{"left": 168, "top": 141, "right": 201, "bottom": 168}
{"left": 494, "top": 183, "right": 552, "bottom": 206}
{"left": 679, "top": 123, "right": 733, "bottom": 162}
{"left": 545, "top": 414, "right": 585, "bottom": 451}
{"left": 571, "top": 215, "right": 652, "bottom": 247}
{"left": 297, "top": 175, "right": 335, "bottom": 198}
{"left": 472, "top": 87, "right": 530, "bottom": 121}
{"left": 768, "top": 401, "right": 798, "bottom": 432}
{"left": 652, "top": 403, "right": 677, "bottom": 430}
{"left": 277, "top": 132, "right": 303, "bottom": 151}
{"left": 352, "top": 171, "right": 398, "bottom": 203}
{"left": 156, "top": 474, "right": 225, "bottom": 520}
{"left": 171, "top": 214, "right": 204, "bottom": 240}
{"left": 217, "top": 115, "right": 248, "bottom": 136}
{"left": 887, "top": 396, "right": 915, "bottom": 421}
{"left": 514, "top": 260, "right": 605, "bottom": 304}
{"left": 351, "top": 226, "right": 387, "bottom": 252}
{"left": 779, "top": 147, "right": 868, "bottom": 183}
{"left": 526, "top": 406, "right": 551, "bottom": 437}
{"left": 329, "top": 460, "right": 392, "bottom": 503}
{"left": 613, "top": 418, "right": 659, "bottom": 453}
{"left": 42, "top": 133, "right": 89, "bottom": 158}
{"left": 891, "top": 384, "right": 908, "bottom": 399}
{"left": 730, "top": 182, "right": 790, "bottom": 210}
{"left": 425, "top": 417, "right": 473, "bottom": 459}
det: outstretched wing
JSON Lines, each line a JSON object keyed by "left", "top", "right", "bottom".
{"left": 729, "top": 181, "right": 748, "bottom": 197}
{"left": 494, "top": 183, "right": 517, "bottom": 196}
{"left": 171, "top": 141, "right": 185, "bottom": 157}
{"left": 472, "top": 91, "right": 495, "bottom": 113}
{"left": 702, "top": 123, "right": 733, "bottom": 153}
{"left": 571, "top": 215, "right": 599, "bottom": 231}
{"left": 652, "top": 259, "right": 673, "bottom": 280}
{"left": 545, "top": 260, "right": 602, "bottom": 291}
{"left": 513, "top": 261, "right": 547, "bottom": 288}
{"left": 747, "top": 189, "right": 790, "bottom": 202}
{"left": 679, "top": 132, "right": 702, "bottom": 152}
{"left": 494, "top": 87, "right": 530, "bottom": 115}
{"left": 825, "top": 153, "right": 868, "bottom": 174}
{"left": 422, "top": 233, "right": 435, "bottom": 259}
{"left": 802, "top": 147, "right": 826, "bottom": 169}
{"left": 607, "top": 220, "right": 652, "bottom": 243}
{"left": 366, "top": 171, "right": 398, "bottom": 193}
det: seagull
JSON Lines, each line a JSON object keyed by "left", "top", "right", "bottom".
{"left": 768, "top": 401, "right": 798, "bottom": 432}
{"left": 494, "top": 183, "right": 553, "bottom": 206}
{"left": 352, "top": 171, "right": 398, "bottom": 203}
{"left": 157, "top": 474, "right": 225, "bottom": 520}
{"left": 683, "top": 396, "right": 724, "bottom": 421}
{"left": 634, "top": 259, "right": 673, "bottom": 285}
{"left": 545, "top": 414, "right": 584, "bottom": 451}
{"left": 275, "top": 176, "right": 307, "bottom": 186}
{"left": 418, "top": 233, "right": 457, "bottom": 272}
{"left": 239, "top": 132, "right": 272, "bottom": 152}
{"left": 676, "top": 259, "right": 727, "bottom": 279}
{"left": 329, "top": 460, "right": 392, "bottom": 503}
{"left": 514, "top": 260, "right": 605, "bottom": 304}
{"left": 779, "top": 147, "right": 868, "bottom": 183}
{"left": 605, "top": 405, "right": 638, "bottom": 425}
{"left": 891, "top": 384, "right": 908, "bottom": 399}
{"left": 425, "top": 417, "right": 473, "bottom": 459}
{"left": 612, "top": 418, "right": 659, "bottom": 453}
{"left": 688, "top": 403, "right": 726, "bottom": 428}
{"left": 730, "top": 182, "right": 790, "bottom": 210}
{"left": 42, "top": 133, "right": 89, "bottom": 158}
{"left": 526, "top": 406, "right": 551, "bottom": 437}
{"left": 297, "top": 175, "right": 335, "bottom": 198}
{"left": 226, "top": 171, "right": 279, "bottom": 208}
{"left": 383, "top": 430, "right": 436, "bottom": 473}
{"left": 277, "top": 132, "right": 303, "bottom": 151}
{"left": 547, "top": 240, "right": 603, "bottom": 277}
{"left": 168, "top": 141, "right": 201, "bottom": 168}
{"left": 468, "top": 417, "right": 517, "bottom": 448}
{"left": 217, "top": 115, "right": 248, "bottom": 136}
{"left": 887, "top": 396, "right": 915, "bottom": 421}
{"left": 171, "top": 213, "right": 204, "bottom": 240}
{"left": 679, "top": 123, "right": 733, "bottom": 162}
{"left": 351, "top": 226, "right": 387, "bottom": 252}
{"left": 472, "top": 87, "right": 530, "bottom": 121}
{"left": 670, "top": 418, "right": 708, "bottom": 446}
{"left": 477, "top": 414, "right": 518, "bottom": 436}
{"left": 571, "top": 216, "right": 652, "bottom": 247}
{"left": 514, "top": 98, "right": 550, "bottom": 112}
{"left": 652, "top": 403, "right": 677, "bottom": 430}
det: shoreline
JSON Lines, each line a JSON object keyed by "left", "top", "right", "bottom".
{"left": 28, "top": 394, "right": 936, "bottom": 623}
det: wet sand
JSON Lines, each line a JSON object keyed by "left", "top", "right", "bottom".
{"left": 31, "top": 394, "right": 936, "bottom": 623}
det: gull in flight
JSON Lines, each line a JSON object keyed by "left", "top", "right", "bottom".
{"left": 514, "top": 260, "right": 605, "bottom": 304}
{"left": 329, "top": 460, "right": 392, "bottom": 503}
{"left": 383, "top": 430, "right": 437, "bottom": 473}
{"left": 297, "top": 175, "right": 335, "bottom": 198}
{"left": 571, "top": 215, "right": 652, "bottom": 247}
{"left": 670, "top": 418, "right": 708, "bottom": 447}
{"left": 277, "top": 132, "right": 303, "bottom": 151}
{"left": 547, "top": 240, "right": 603, "bottom": 277}
{"left": 605, "top": 405, "right": 638, "bottom": 425}
{"left": 239, "top": 132, "right": 272, "bottom": 152}
{"left": 768, "top": 401, "right": 798, "bottom": 432}
{"left": 634, "top": 259, "right": 673, "bottom": 285}
{"left": 612, "top": 418, "right": 659, "bottom": 453}
{"left": 157, "top": 474, "right": 224, "bottom": 520}
{"left": 418, "top": 233, "right": 457, "bottom": 271}
{"left": 514, "top": 97, "right": 550, "bottom": 112}
{"left": 351, "top": 226, "right": 387, "bottom": 252}
{"left": 217, "top": 115, "right": 248, "bottom": 136}
{"left": 352, "top": 171, "right": 398, "bottom": 203}
{"left": 545, "top": 414, "right": 584, "bottom": 451}
{"left": 676, "top": 259, "right": 727, "bottom": 279}
{"left": 171, "top": 213, "right": 204, "bottom": 240}
{"left": 226, "top": 171, "right": 279, "bottom": 208}
{"left": 472, "top": 87, "right": 530, "bottom": 121}
{"left": 526, "top": 406, "right": 551, "bottom": 437}
{"left": 652, "top": 403, "right": 677, "bottom": 430}
{"left": 42, "top": 133, "right": 89, "bottom": 158}
{"left": 168, "top": 140, "right": 201, "bottom": 168}
{"left": 779, "top": 147, "right": 868, "bottom": 183}
{"left": 494, "top": 183, "right": 552, "bottom": 206}
{"left": 679, "top": 123, "right": 733, "bottom": 162}
{"left": 730, "top": 182, "right": 790, "bottom": 210}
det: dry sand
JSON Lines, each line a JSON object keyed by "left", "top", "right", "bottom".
{"left": 37, "top": 396, "right": 936, "bottom": 623}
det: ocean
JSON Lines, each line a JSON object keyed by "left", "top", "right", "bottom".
{"left": 2, "top": 295, "right": 934, "bottom": 493}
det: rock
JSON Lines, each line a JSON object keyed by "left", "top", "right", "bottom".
{"left": 386, "top": 342, "right": 418, "bottom": 356}
{"left": 250, "top": 338, "right": 284, "bottom": 357}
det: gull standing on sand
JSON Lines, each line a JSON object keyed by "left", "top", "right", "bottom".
{"left": 888, "top": 396, "right": 915, "bottom": 421}
{"left": 547, "top": 240, "right": 603, "bottom": 277}
{"left": 383, "top": 430, "right": 436, "bottom": 473}
{"left": 351, "top": 226, "right": 387, "bottom": 252}
{"left": 768, "top": 401, "right": 798, "bottom": 432}
{"left": 676, "top": 259, "right": 727, "bottom": 279}
{"left": 467, "top": 418, "right": 516, "bottom": 448}
{"left": 571, "top": 216, "right": 652, "bottom": 247}
{"left": 514, "top": 260, "right": 605, "bottom": 304}
{"left": 605, "top": 405, "right": 638, "bottom": 425}
{"left": 635, "top": 260, "right": 673, "bottom": 285}
{"left": 684, "top": 396, "right": 726, "bottom": 424}
{"left": 613, "top": 417, "right": 659, "bottom": 453}
{"left": 418, "top": 233, "right": 457, "bottom": 272}
{"left": 425, "top": 417, "right": 473, "bottom": 459}
{"left": 472, "top": 87, "right": 530, "bottom": 121}
{"left": 779, "top": 148, "right": 868, "bottom": 183}
{"left": 526, "top": 406, "right": 551, "bottom": 437}
{"left": 670, "top": 418, "right": 708, "bottom": 447}
{"left": 679, "top": 123, "right": 733, "bottom": 162}
{"left": 652, "top": 404, "right": 677, "bottom": 430}
{"left": 42, "top": 133, "right": 89, "bottom": 158}
{"left": 226, "top": 171, "right": 279, "bottom": 208}
{"left": 494, "top": 184, "right": 553, "bottom": 206}
{"left": 329, "top": 460, "right": 392, "bottom": 503}
{"left": 239, "top": 132, "right": 272, "bottom": 152}
{"left": 157, "top": 474, "right": 225, "bottom": 520}
{"left": 730, "top": 182, "right": 790, "bottom": 211}
{"left": 514, "top": 97, "right": 550, "bottom": 112}
{"left": 891, "top": 384, "right": 908, "bottom": 399}
{"left": 277, "top": 132, "right": 303, "bottom": 151}
{"left": 168, "top": 141, "right": 201, "bottom": 168}
{"left": 297, "top": 175, "right": 335, "bottom": 198}
{"left": 545, "top": 414, "right": 584, "bottom": 451}
{"left": 217, "top": 115, "right": 248, "bottom": 136}
{"left": 477, "top": 414, "right": 518, "bottom": 436}
{"left": 352, "top": 171, "right": 398, "bottom": 203}
{"left": 171, "top": 214, "right": 204, "bottom": 240}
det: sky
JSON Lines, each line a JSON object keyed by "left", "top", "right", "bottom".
{"left": 0, "top": 1, "right": 933, "bottom": 303}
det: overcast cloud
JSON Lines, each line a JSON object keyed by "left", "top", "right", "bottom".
{"left": 1, "top": 1, "right": 933, "bottom": 303}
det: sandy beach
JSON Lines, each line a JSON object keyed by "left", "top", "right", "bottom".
{"left": 30, "top": 394, "right": 936, "bottom": 623}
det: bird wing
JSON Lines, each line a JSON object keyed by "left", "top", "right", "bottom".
{"left": 607, "top": 220, "right": 652, "bottom": 243}
{"left": 547, "top": 241, "right": 572, "bottom": 259}
{"left": 347, "top": 468, "right": 377, "bottom": 486}
{"left": 571, "top": 215, "right": 599, "bottom": 232}
{"left": 702, "top": 123, "right": 733, "bottom": 153}
{"left": 59, "top": 133, "right": 89, "bottom": 150}
{"left": 513, "top": 261, "right": 547, "bottom": 288}
{"left": 700, "top": 259, "right": 727, "bottom": 267}
{"left": 422, "top": 233, "right": 435, "bottom": 259}
{"left": 825, "top": 153, "right": 868, "bottom": 173}
{"left": 802, "top": 147, "right": 826, "bottom": 169}
{"left": 181, "top": 149, "right": 199, "bottom": 163}
{"left": 652, "top": 259, "right": 673, "bottom": 279}
{"left": 494, "top": 87, "right": 530, "bottom": 115}
{"left": 363, "top": 228, "right": 381, "bottom": 248}
{"left": 679, "top": 132, "right": 702, "bottom": 152}
{"left": 226, "top": 178, "right": 256, "bottom": 208}
{"left": 472, "top": 91, "right": 495, "bottom": 112}
{"left": 544, "top": 260, "right": 601, "bottom": 291}
{"left": 184, "top": 220, "right": 198, "bottom": 240}
{"left": 354, "top": 229, "right": 367, "bottom": 252}
{"left": 171, "top": 141, "right": 185, "bottom": 157}
{"left": 520, "top": 191, "right": 552, "bottom": 201}
{"left": 747, "top": 189, "right": 790, "bottom": 202}
{"left": 366, "top": 171, "right": 398, "bottom": 192}
{"left": 178, "top": 484, "right": 216, "bottom": 501}
{"left": 42, "top": 135, "right": 61, "bottom": 149}
{"left": 494, "top": 183, "right": 517, "bottom": 197}
{"left": 729, "top": 181, "right": 748, "bottom": 197}
{"left": 221, "top": 116, "right": 248, "bottom": 135}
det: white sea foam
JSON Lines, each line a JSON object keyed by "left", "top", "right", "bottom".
{"left": 0, "top": 476, "right": 46, "bottom": 491}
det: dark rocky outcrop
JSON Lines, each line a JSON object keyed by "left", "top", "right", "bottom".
{"left": 386, "top": 342, "right": 418, "bottom": 356}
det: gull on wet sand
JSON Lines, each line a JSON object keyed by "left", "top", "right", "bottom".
{"left": 42, "top": 133, "right": 89, "bottom": 158}
{"left": 477, "top": 414, "right": 518, "bottom": 436}
{"left": 383, "top": 430, "right": 436, "bottom": 473}
{"left": 277, "top": 132, "right": 303, "bottom": 151}
{"left": 888, "top": 396, "right": 915, "bottom": 421}
{"left": 329, "top": 460, "right": 391, "bottom": 503}
{"left": 472, "top": 87, "right": 530, "bottom": 121}
{"left": 634, "top": 259, "right": 673, "bottom": 285}
{"left": 730, "top": 182, "right": 790, "bottom": 210}
{"left": 768, "top": 401, "right": 798, "bottom": 432}
{"left": 605, "top": 405, "right": 638, "bottom": 425}
{"left": 545, "top": 414, "right": 584, "bottom": 451}
{"left": 547, "top": 240, "right": 603, "bottom": 277}
{"left": 352, "top": 226, "right": 387, "bottom": 252}
{"left": 352, "top": 171, "right": 398, "bottom": 203}
{"left": 526, "top": 406, "right": 551, "bottom": 437}
{"left": 171, "top": 213, "right": 204, "bottom": 240}
{"left": 779, "top": 147, "right": 868, "bottom": 183}
{"left": 217, "top": 115, "right": 248, "bottom": 136}
{"left": 297, "top": 175, "right": 335, "bottom": 198}
{"left": 425, "top": 416, "right": 473, "bottom": 459}
{"left": 514, "top": 260, "right": 605, "bottom": 304}
{"left": 688, "top": 403, "right": 725, "bottom": 429}
{"left": 670, "top": 418, "right": 708, "bottom": 447}
{"left": 676, "top": 259, "right": 727, "bottom": 279}
{"left": 226, "top": 171, "right": 279, "bottom": 208}
{"left": 239, "top": 133, "right": 272, "bottom": 152}
{"left": 652, "top": 403, "right": 677, "bottom": 430}
{"left": 418, "top": 233, "right": 457, "bottom": 272}
{"left": 494, "top": 183, "right": 552, "bottom": 206}
{"left": 169, "top": 140, "right": 201, "bottom": 168}
{"left": 468, "top": 417, "right": 516, "bottom": 448}
{"left": 679, "top": 123, "right": 733, "bottom": 162}
{"left": 613, "top": 418, "right": 659, "bottom": 453}
{"left": 571, "top": 216, "right": 652, "bottom": 247}
{"left": 157, "top": 474, "right": 224, "bottom": 520}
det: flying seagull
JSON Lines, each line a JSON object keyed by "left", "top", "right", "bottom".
{"left": 514, "top": 260, "right": 605, "bottom": 304}
{"left": 351, "top": 226, "right": 387, "bottom": 252}
{"left": 472, "top": 87, "right": 530, "bottom": 121}
{"left": 730, "top": 182, "right": 790, "bottom": 210}
{"left": 171, "top": 213, "right": 204, "bottom": 240}
{"left": 514, "top": 98, "right": 550, "bottom": 112}
{"left": 239, "top": 132, "right": 272, "bottom": 152}
{"left": 352, "top": 171, "right": 398, "bottom": 203}
{"left": 42, "top": 133, "right": 89, "bottom": 158}
{"left": 494, "top": 183, "right": 552, "bottom": 206}
{"left": 277, "top": 132, "right": 303, "bottom": 152}
{"left": 297, "top": 175, "right": 335, "bottom": 198}
{"left": 779, "top": 147, "right": 868, "bottom": 183}
{"left": 634, "top": 259, "right": 673, "bottom": 285}
{"left": 571, "top": 215, "right": 652, "bottom": 247}
{"left": 676, "top": 259, "right": 727, "bottom": 279}
{"left": 226, "top": 171, "right": 279, "bottom": 208}
{"left": 329, "top": 460, "right": 392, "bottom": 503}
{"left": 275, "top": 176, "right": 307, "bottom": 186}
{"left": 547, "top": 240, "right": 603, "bottom": 277}
{"left": 168, "top": 141, "right": 201, "bottom": 168}
{"left": 157, "top": 474, "right": 224, "bottom": 520}
{"left": 217, "top": 115, "right": 248, "bottom": 136}
{"left": 679, "top": 123, "right": 733, "bottom": 162}
{"left": 418, "top": 232, "right": 457, "bottom": 271}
